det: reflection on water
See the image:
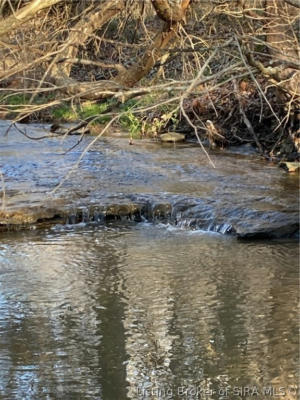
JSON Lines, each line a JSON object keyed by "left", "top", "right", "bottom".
{"left": 0, "top": 224, "right": 298, "bottom": 399}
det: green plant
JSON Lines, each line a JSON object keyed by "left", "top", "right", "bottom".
{"left": 0, "top": 93, "right": 31, "bottom": 106}
{"left": 79, "top": 101, "right": 108, "bottom": 119}
{"left": 50, "top": 100, "right": 111, "bottom": 122}
{"left": 142, "top": 108, "right": 180, "bottom": 137}
{"left": 80, "top": 101, "right": 112, "bottom": 125}
{"left": 51, "top": 104, "right": 78, "bottom": 121}
{"left": 120, "top": 111, "right": 141, "bottom": 139}
{"left": 120, "top": 98, "right": 139, "bottom": 111}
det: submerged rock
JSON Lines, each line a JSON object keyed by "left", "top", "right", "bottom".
{"left": 0, "top": 197, "right": 298, "bottom": 240}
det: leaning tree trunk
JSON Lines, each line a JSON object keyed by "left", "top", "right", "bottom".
{"left": 0, "top": 0, "right": 192, "bottom": 102}
{"left": 151, "top": 0, "right": 190, "bottom": 22}
{"left": 52, "top": 0, "right": 191, "bottom": 99}
{"left": 0, "top": 0, "right": 64, "bottom": 84}
{"left": 115, "top": 0, "right": 191, "bottom": 87}
{"left": 0, "top": 0, "right": 63, "bottom": 38}
{"left": 50, "top": 0, "right": 126, "bottom": 81}
{"left": 114, "top": 24, "right": 178, "bottom": 88}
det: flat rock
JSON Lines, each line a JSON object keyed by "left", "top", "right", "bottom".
{"left": 235, "top": 213, "right": 299, "bottom": 239}
{"left": 0, "top": 121, "right": 298, "bottom": 239}
{"left": 279, "top": 161, "right": 300, "bottom": 173}
{"left": 160, "top": 132, "right": 185, "bottom": 143}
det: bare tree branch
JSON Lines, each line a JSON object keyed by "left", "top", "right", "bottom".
{"left": 284, "top": 0, "right": 300, "bottom": 8}
{"left": 0, "top": 0, "right": 63, "bottom": 38}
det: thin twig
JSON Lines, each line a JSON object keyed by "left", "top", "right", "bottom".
{"left": 234, "top": 35, "right": 281, "bottom": 125}
{"left": 0, "top": 169, "right": 6, "bottom": 211}
{"left": 233, "top": 79, "right": 263, "bottom": 154}
{"left": 50, "top": 115, "right": 119, "bottom": 194}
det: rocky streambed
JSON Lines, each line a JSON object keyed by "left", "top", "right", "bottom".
{"left": 0, "top": 121, "right": 299, "bottom": 239}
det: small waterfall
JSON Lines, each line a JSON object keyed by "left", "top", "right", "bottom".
{"left": 55, "top": 201, "right": 235, "bottom": 236}
{"left": 207, "top": 222, "right": 233, "bottom": 234}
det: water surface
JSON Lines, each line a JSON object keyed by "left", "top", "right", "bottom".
{"left": 1, "top": 121, "right": 299, "bottom": 237}
{"left": 0, "top": 224, "right": 298, "bottom": 399}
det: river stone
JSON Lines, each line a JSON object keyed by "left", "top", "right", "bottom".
{"left": 279, "top": 161, "right": 300, "bottom": 173}
{"left": 151, "top": 203, "right": 172, "bottom": 220}
{"left": 105, "top": 204, "right": 142, "bottom": 218}
{"left": 235, "top": 214, "right": 299, "bottom": 239}
{"left": 0, "top": 207, "right": 67, "bottom": 231}
{"left": 160, "top": 132, "right": 185, "bottom": 143}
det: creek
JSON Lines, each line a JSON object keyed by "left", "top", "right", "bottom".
{"left": 0, "top": 121, "right": 299, "bottom": 399}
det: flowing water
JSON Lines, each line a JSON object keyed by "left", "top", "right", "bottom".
{"left": 0, "top": 122, "right": 299, "bottom": 399}
{"left": 0, "top": 121, "right": 298, "bottom": 238}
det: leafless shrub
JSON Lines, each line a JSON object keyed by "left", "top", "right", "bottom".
{"left": 0, "top": 0, "right": 298, "bottom": 159}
